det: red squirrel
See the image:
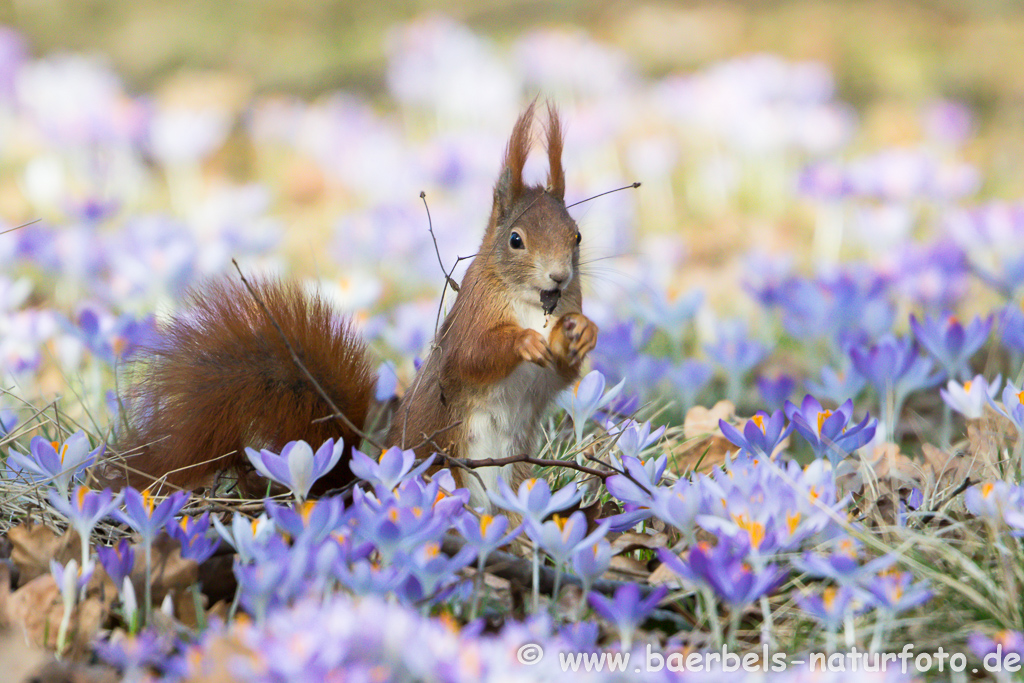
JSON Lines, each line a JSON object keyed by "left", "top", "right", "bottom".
{"left": 113, "top": 102, "right": 597, "bottom": 506}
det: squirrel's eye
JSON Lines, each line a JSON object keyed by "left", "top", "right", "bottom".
{"left": 509, "top": 231, "right": 524, "bottom": 249}
{"left": 575, "top": 231, "right": 581, "bottom": 245}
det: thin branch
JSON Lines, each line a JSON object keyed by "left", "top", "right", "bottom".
{"left": 0, "top": 218, "right": 41, "bottom": 237}
{"left": 453, "top": 452, "right": 609, "bottom": 479}
{"left": 565, "top": 182, "right": 640, "bottom": 209}
{"left": 231, "top": 259, "right": 383, "bottom": 451}
{"left": 420, "top": 191, "right": 460, "bottom": 292}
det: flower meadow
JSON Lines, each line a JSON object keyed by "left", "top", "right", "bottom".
{"left": 3, "top": 14, "right": 1024, "bottom": 683}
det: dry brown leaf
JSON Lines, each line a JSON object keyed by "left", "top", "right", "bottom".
{"left": 5, "top": 573, "right": 109, "bottom": 659}
{"left": 608, "top": 554, "right": 650, "bottom": 580}
{"left": 611, "top": 531, "right": 670, "bottom": 555}
{"left": 19, "top": 660, "right": 119, "bottom": 683}
{"left": 648, "top": 560, "right": 683, "bottom": 587}
{"left": 8, "top": 523, "right": 80, "bottom": 586}
{"left": 683, "top": 400, "right": 736, "bottom": 439}
{"left": 0, "top": 632, "right": 52, "bottom": 683}
{"left": 181, "top": 630, "right": 257, "bottom": 683}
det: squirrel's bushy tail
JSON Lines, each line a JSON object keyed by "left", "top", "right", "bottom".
{"left": 111, "top": 278, "right": 375, "bottom": 494}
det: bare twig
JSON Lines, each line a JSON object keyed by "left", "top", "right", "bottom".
{"left": 0, "top": 218, "right": 41, "bottom": 237}
{"left": 565, "top": 182, "right": 640, "bottom": 209}
{"left": 231, "top": 259, "right": 383, "bottom": 451}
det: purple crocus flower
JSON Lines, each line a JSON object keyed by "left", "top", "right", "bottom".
{"left": 245, "top": 438, "right": 345, "bottom": 502}
{"left": 349, "top": 446, "right": 433, "bottom": 491}
{"left": 212, "top": 512, "right": 276, "bottom": 563}
{"left": 487, "top": 477, "right": 583, "bottom": 525}
{"left": 0, "top": 409, "right": 17, "bottom": 438}
{"left": 806, "top": 364, "right": 867, "bottom": 405}
{"left": 785, "top": 395, "right": 877, "bottom": 469}
{"left": 718, "top": 409, "right": 793, "bottom": 459}
{"left": 968, "top": 630, "right": 1024, "bottom": 670}
{"left": 792, "top": 539, "right": 897, "bottom": 585}
{"left": 526, "top": 510, "right": 610, "bottom": 568}
{"left": 454, "top": 512, "right": 520, "bottom": 558}
{"left": 862, "top": 570, "right": 932, "bottom": 613}
{"left": 849, "top": 335, "right": 943, "bottom": 438}
{"left": 657, "top": 535, "right": 788, "bottom": 608}
{"left": 604, "top": 418, "right": 666, "bottom": 462}
{"left": 989, "top": 381, "right": 1024, "bottom": 435}
{"left": 265, "top": 497, "right": 346, "bottom": 544}
{"left": 794, "top": 585, "right": 865, "bottom": 631}
{"left": 97, "top": 539, "right": 135, "bottom": 588}
{"left": 757, "top": 374, "right": 797, "bottom": 411}
{"left": 115, "top": 488, "right": 190, "bottom": 543}
{"left": 571, "top": 539, "right": 613, "bottom": 593}
{"left": 910, "top": 313, "right": 992, "bottom": 380}
{"left": 166, "top": 512, "right": 221, "bottom": 563}
{"left": 7, "top": 431, "right": 104, "bottom": 498}
{"left": 705, "top": 322, "right": 770, "bottom": 402}
{"left": 588, "top": 583, "right": 668, "bottom": 650}
{"left": 602, "top": 454, "right": 666, "bottom": 531}
{"left": 48, "top": 485, "right": 122, "bottom": 566}
{"left": 667, "top": 359, "right": 714, "bottom": 410}
{"left": 999, "top": 304, "right": 1024, "bottom": 353}
{"left": 556, "top": 370, "right": 625, "bottom": 444}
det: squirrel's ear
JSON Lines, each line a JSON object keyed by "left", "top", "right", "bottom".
{"left": 494, "top": 102, "right": 535, "bottom": 219}
{"left": 545, "top": 102, "right": 565, "bottom": 202}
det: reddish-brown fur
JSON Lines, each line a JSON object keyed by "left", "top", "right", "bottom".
{"left": 113, "top": 279, "right": 373, "bottom": 494}
{"left": 115, "top": 102, "right": 597, "bottom": 502}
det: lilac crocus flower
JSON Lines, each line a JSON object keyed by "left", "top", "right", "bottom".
{"left": 794, "top": 585, "right": 866, "bottom": 631}
{"left": 602, "top": 454, "right": 666, "bottom": 531}
{"left": 571, "top": 539, "right": 613, "bottom": 594}
{"left": 48, "top": 486, "right": 122, "bottom": 566}
{"left": 785, "top": 396, "right": 877, "bottom": 469}
{"left": 454, "top": 512, "right": 520, "bottom": 558}
{"left": 792, "top": 540, "right": 897, "bottom": 585}
{"left": 757, "top": 374, "right": 797, "bottom": 411}
{"left": 940, "top": 374, "right": 1001, "bottom": 419}
{"left": 97, "top": 539, "right": 135, "bottom": 588}
{"left": 849, "top": 335, "right": 943, "bottom": 438}
{"left": 115, "top": 488, "right": 190, "bottom": 543}
{"left": 588, "top": 583, "right": 668, "bottom": 650}
{"left": 245, "top": 438, "right": 345, "bottom": 502}
{"left": 668, "top": 359, "right": 714, "bottom": 410}
{"left": 212, "top": 512, "right": 277, "bottom": 564}
{"left": 718, "top": 409, "right": 793, "bottom": 459}
{"left": 556, "top": 370, "right": 625, "bottom": 444}
{"left": 488, "top": 477, "right": 583, "bottom": 524}
{"left": 264, "top": 497, "right": 346, "bottom": 544}
{"left": 6, "top": 431, "right": 103, "bottom": 498}
{"left": 705, "top": 322, "right": 770, "bottom": 402}
{"left": 968, "top": 630, "right": 1024, "bottom": 670}
{"left": 166, "top": 512, "right": 221, "bottom": 563}
{"left": 657, "top": 535, "right": 788, "bottom": 608}
{"left": 349, "top": 446, "right": 433, "bottom": 491}
{"left": 806, "top": 364, "right": 867, "bottom": 405}
{"left": 0, "top": 409, "right": 17, "bottom": 438}
{"left": 989, "top": 381, "right": 1024, "bottom": 435}
{"left": 999, "top": 304, "right": 1024, "bottom": 354}
{"left": 910, "top": 313, "right": 992, "bottom": 380}
{"left": 604, "top": 418, "right": 666, "bottom": 462}
{"left": 526, "top": 510, "right": 610, "bottom": 568}
{"left": 863, "top": 570, "right": 932, "bottom": 613}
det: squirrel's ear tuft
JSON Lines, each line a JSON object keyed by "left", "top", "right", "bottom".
{"left": 494, "top": 101, "right": 535, "bottom": 218}
{"left": 545, "top": 102, "right": 565, "bottom": 202}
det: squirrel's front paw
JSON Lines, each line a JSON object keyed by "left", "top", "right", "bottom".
{"left": 549, "top": 313, "right": 598, "bottom": 367}
{"left": 516, "top": 328, "right": 554, "bottom": 367}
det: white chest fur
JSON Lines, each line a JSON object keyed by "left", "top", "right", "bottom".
{"left": 463, "top": 299, "right": 568, "bottom": 508}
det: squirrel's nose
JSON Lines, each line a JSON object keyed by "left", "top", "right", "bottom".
{"left": 548, "top": 269, "right": 571, "bottom": 287}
